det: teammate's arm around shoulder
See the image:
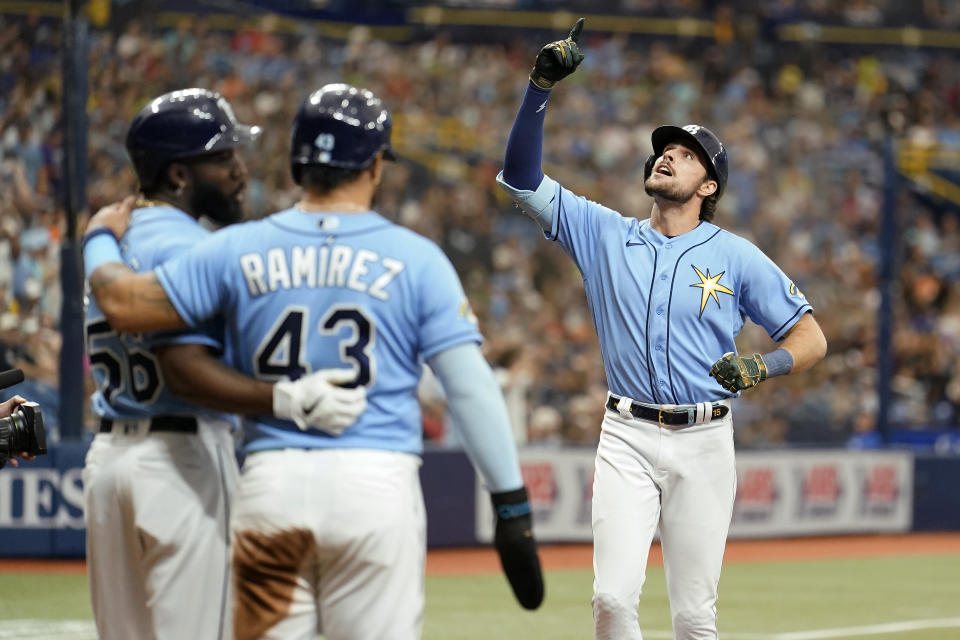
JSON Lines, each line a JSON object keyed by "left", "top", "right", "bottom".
{"left": 83, "top": 198, "right": 186, "bottom": 332}
{"left": 427, "top": 343, "right": 544, "bottom": 610}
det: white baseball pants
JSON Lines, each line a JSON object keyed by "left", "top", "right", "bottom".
{"left": 83, "top": 421, "right": 239, "bottom": 640}
{"left": 592, "top": 406, "right": 736, "bottom": 640}
{"left": 231, "top": 448, "right": 425, "bottom": 640}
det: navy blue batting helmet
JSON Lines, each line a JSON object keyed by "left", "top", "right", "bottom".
{"left": 290, "top": 84, "right": 395, "bottom": 184}
{"left": 126, "top": 88, "right": 260, "bottom": 190}
{"left": 644, "top": 124, "right": 728, "bottom": 198}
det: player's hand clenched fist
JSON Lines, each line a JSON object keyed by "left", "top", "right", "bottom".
{"left": 530, "top": 18, "right": 585, "bottom": 90}
{"left": 273, "top": 368, "right": 367, "bottom": 435}
{"left": 709, "top": 352, "right": 768, "bottom": 393}
{"left": 491, "top": 487, "right": 545, "bottom": 610}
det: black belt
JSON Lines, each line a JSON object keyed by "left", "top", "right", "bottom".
{"left": 99, "top": 416, "right": 198, "bottom": 434}
{"left": 606, "top": 395, "right": 729, "bottom": 427}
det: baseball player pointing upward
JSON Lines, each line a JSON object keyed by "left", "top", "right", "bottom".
{"left": 498, "top": 20, "right": 827, "bottom": 640}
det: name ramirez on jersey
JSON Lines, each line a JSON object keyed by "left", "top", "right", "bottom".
{"left": 156, "top": 207, "right": 482, "bottom": 455}
{"left": 239, "top": 245, "right": 404, "bottom": 301}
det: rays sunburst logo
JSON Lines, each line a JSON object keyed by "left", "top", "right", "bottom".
{"left": 690, "top": 265, "right": 734, "bottom": 318}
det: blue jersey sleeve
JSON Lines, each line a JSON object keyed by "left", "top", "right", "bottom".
{"left": 550, "top": 183, "right": 624, "bottom": 276}
{"left": 739, "top": 245, "right": 813, "bottom": 341}
{"left": 127, "top": 208, "right": 224, "bottom": 350}
{"left": 155, "top": 229, "right": 233, "bottom": 328}
{"left": 417, "top": 247, "right": 483, "bottom": 359}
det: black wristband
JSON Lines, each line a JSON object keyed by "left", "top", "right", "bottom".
{"left": 491, "top": 487, "right": 531, "bottom": 520}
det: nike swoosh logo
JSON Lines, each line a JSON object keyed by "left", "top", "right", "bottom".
{"left": 626, "top": 240, "right": 645, "bottom": 246}
{"left": 302, "top": 399, "right": 319, "bottom": 414}
{"left": 536, "top": 100, "right": 548, "bottom": 113}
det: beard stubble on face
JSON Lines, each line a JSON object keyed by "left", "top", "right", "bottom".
{"left": 190, "top": 173, "right": 245, "bottom": 226}
{"left": 644, "top": 175, "right": 702, "bottom": 204}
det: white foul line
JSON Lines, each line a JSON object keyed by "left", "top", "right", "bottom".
{"left": 766, "top": 617, "right": 960, "bottom": 640}
{"left": 640, "top": 617, "right": 960, "bottom": 640}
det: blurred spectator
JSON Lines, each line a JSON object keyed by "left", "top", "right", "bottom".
{"left": 1, "top": 4, "right": 958, "bottom": 446}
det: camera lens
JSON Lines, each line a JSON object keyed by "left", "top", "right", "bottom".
{"left": 0, "top": 412, "right": 27, "bottom": 460}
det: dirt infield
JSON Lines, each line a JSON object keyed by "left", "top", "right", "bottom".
{"left": 1, "top": 533, "right": 958, "bottom": 576}
{"left": 425, "top": 532, "right": 960, "bottom": 575}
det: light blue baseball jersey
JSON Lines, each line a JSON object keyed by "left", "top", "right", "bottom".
{"left": 85, "top": 205, "right": 230, "bottom": 421}
{"left": 505, "top": 176, "right": 812, "bottom": 405}
{"left": 155, "top": 208, "right": 482, "bottom": 454}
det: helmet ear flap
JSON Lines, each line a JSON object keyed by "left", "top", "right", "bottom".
{"left": 643, "top": 154, "right": 657, "bottom": 182}
{"left": 643, "top": 154, "right": 657, "bottom": 183}
{"left": 643, "top": 154, "right": 658, "bottom": 196}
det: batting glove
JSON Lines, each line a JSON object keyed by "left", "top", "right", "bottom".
{"left": 273, "top": 369, "right": 367, "bottom": 435}
{"left": 530, "top": 18, "right": 585, "bottom": 90}
{"left": 709, "top": 352, "right": 768, "bottom": 393}
{"left": 491, "top": 487, "right": 545, "bottom": 610}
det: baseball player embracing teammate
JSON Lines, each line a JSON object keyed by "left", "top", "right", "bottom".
{"left": 81, "top": 89, "right": 368, "bottom": 640}
{"left": 498, "top": 19, "right": 827, "bottom": 640}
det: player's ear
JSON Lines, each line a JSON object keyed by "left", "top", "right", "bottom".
{"left": 698, "top": 178, "right": 717, "bottom": 198}
{"left": 166, "top": 162, "right": 190, "bottom": 194}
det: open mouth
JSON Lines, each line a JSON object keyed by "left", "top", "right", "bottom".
{"left": 656, "top": 164, "right": 672, "bottom": 176}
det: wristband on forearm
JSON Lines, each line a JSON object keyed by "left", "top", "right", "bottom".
{"left": 82, "top": 229, "right": 123, "bottom": 280}
{"left": 761, "top": 348, "right": 793, "bottom": 378}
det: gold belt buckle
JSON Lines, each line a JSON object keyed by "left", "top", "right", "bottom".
{"left": 658, "top": 409, "right": 665, "bottom": 427}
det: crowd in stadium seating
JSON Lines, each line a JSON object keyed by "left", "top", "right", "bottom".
{"left": 0, "top": 7, "right": 958, "bottom": 447}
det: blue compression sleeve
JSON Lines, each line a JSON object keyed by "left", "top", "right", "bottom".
{"left": 82, "top": 230, "right": 123, "bottom": 280}
{"left": 502, "top": 82, "right": 552, "bottom": 190}
{"left": 428, "top": 343, "right": 523, "bottom": 493}
{"left": 762, "top": 348, "right": 794, "bottom": 378}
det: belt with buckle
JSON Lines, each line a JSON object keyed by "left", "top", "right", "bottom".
{"left": 99, "top": 416, "right": 198, "bottom": 434}
{"left": 606, "top": 395, "right": 729, "bottom": 427}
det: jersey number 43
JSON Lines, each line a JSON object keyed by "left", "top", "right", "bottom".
{"left": 254, "top": 305, "right": 374, "bottom": 388}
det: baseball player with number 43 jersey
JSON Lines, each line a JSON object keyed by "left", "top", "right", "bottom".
{"left": 498, "top": 19, "right": 827, "bottom": 640}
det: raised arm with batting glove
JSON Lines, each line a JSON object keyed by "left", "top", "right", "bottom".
{"left": 529, "top": 18, "right": 585, "bottom": 90}
{"left": 497, "top": 19, "right": 587, "bottom": 227}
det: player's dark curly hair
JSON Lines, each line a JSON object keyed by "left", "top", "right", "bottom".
{"left": 699, "top": 192, "right": 718, "bottom": 223}
{"left": 295, "top": 165, "right": 365, "bottom": 193}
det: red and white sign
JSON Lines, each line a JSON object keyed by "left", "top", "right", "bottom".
{"left": 731, "top": 451, "right": 912, "bottom": 537}
{"left": 476, "top": 450, "right": 913, "bottom": 543}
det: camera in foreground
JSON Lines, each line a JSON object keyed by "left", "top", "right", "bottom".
{"left": 0, "top": 402, "right": 47, "bottom": 469}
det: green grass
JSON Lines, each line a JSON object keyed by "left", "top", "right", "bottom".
{"left": 0, "top": 573, "right": 90, "bottom": 620}
{"left": 423, "top": 555, "right": 960, "bottom": 639}
{"left": 1, "top": 554, "right": 959, "bottom": 639}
